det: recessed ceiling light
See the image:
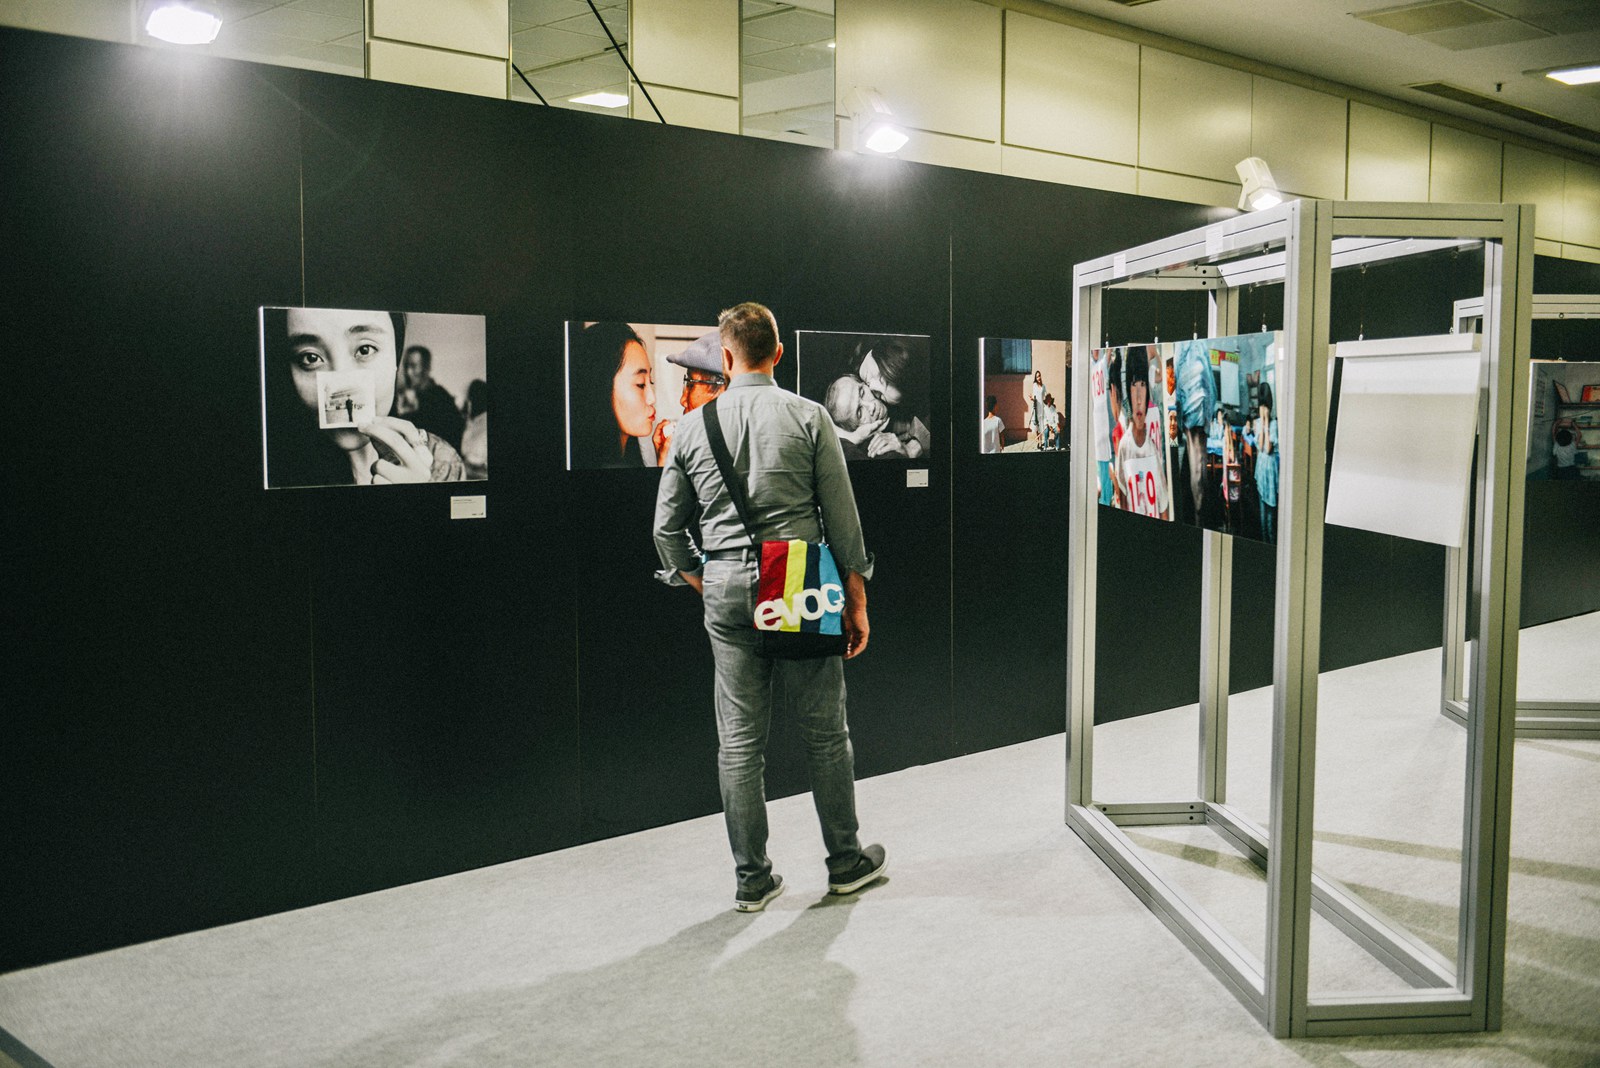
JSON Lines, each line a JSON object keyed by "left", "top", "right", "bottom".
{"left": 145, "top": 2, "right": 222, "bottom": 44}
{"left": 1546, "top": 64, "right": 1600, "bottom": 86}
{"left": 570, "top": 91, "right": 629, "bottom": 108}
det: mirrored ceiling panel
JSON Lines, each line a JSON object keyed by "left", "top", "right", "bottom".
{"left": 512, "top": 0, "right": 631, "bottom": 115}
{"left": 742, "top": 0, "right": 834, "bottom": 147}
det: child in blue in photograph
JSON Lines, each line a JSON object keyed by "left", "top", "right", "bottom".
{"left": 1172, "top": 338, "right": 1218, "bottom": 523}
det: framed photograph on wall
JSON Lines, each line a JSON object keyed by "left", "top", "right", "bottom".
{"left": 565, "top": 321, "right": 721, "bottom": 470}
{"left": 979, "top": 337, "right": 1070, "bottom": 453}
{"left": 259, "top": 306, "right": 488, "bottom": 489}
{"left": 796, "top": 330, "right": 932, "bottom": 461}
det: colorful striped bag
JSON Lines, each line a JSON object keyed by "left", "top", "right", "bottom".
{"left": 703, "top": 399, "right": 848, "bottom": 659}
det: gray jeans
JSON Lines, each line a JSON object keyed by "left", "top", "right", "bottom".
{"left": 702, "top": 557, "right": 864, "bottom": 890}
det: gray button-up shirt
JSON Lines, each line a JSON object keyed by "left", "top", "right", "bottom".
{"left": 653, "top": 373, "right": 874, "bottom": 584}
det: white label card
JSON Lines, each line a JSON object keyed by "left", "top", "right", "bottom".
{"left": 451, "top": 495, "right": 487, "bottom": 519}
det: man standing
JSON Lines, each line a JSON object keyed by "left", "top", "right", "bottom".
{"left": 653, "top": 302, "right": 887, "bottom": 913}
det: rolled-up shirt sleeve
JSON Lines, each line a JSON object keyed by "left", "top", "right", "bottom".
{"left": 653, "top": 449, "right": 704, "bottom": 586}
{"left": 812, "top": 412, "right": 875, "bottom": 580}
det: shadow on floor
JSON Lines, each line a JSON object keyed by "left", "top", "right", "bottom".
{"left": 314, "top": 894, "right": 865, "bottom": 1068}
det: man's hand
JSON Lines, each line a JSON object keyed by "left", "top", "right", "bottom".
{"left": 682, "top": 570, "right": 704, "bottom": 595}
{"left": 842, "top": 572, "right": 869, "bottom": 659}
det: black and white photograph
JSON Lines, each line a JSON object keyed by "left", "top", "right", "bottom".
{"left": 565, "top": 321, "right": 721, "bottom": 470}
{"left": 796, "top": 330, "right": 932, "bottom": 461}
{"left": 260, "top": 306, "right": 488, "bottom": 489}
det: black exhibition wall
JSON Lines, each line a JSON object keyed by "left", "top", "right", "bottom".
{"left": 3, "top": 27, "right": 1595, "bottom": 973}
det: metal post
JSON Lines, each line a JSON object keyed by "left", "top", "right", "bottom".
{"left": 1199, "top": 532, "right": 1232, "bottom": 802}
{"left": 1066, "top": 274, "right": 1103, "bottom": 811}
{"left": 1458, "top": 206, "right": 1532, "bottom": 1029}
{"left": 1263, "top": 200, "right": 1332, "bottom": 1038}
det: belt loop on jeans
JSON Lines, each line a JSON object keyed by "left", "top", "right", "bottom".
{"left": 705, "top": 546, "right": 760, "bottom": 562}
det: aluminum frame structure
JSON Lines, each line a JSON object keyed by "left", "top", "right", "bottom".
{"left": 1441, "top": 294, "right": 1600, "bottom": 738}
{"left": 1068, "top": 201, "right": 1534, "bottom": 1037}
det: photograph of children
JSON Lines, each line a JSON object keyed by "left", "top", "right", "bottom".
{"left": 796, "top": 331, "right": 932, "bottom": 461}
{"left": 260, "top": 306, "right": 488, "bottom": 489}
{"left": 1527, "top": 359, "right": 1600, "bottom": 481}
{"left": 565, "top": 321, "right": 720, "bottom": 470}
{"left": 979, "top": 338, "right": 1070, "bottom": 454}
{"left": 1161, "top": 331, "right": 1280, "bottom": 543}
{"left": 1086, "top": 344, "right": 1124, "bottom": 504}
{"left": 1102, "top": 343, "right": 1171, "bottom": 521}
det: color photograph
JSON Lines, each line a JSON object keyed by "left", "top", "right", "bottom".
{"left": 566, "top": 321, "right": 722, "bottom": 470}
{"left": 979, "top": 338, "right": 1070, "bottom": 454}
{"left": 260, "top": 306, "right": 488, "bottom": 489}
{"left": 796, "top": 330, "right": 932, "bottom": 461}
{"left": 1090, "top": 331, "right": 1279, "bottom": 543}
{"left": 1528, "top": 359, "right": 1600, "bottom": 481}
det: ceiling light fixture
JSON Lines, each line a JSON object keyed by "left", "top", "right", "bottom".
{"left": 844, "top": 87, "right": 908, "bottom": 155}
{"left": 144, "top": 1, "right": 222, "bottom": 44}
{"left": 1545, "top": 64, "right": 1600, "bottom": 86}
{"left": 570, "top": 91, "right": 629, "bottom": 109}
{"left": 1235, "top": 157, "right": 1283, "bottom": 212}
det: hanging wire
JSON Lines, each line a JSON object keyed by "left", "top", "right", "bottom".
{"left": 513, "top": 65, "right": 549, "bottom": 105}
{"left": 1357, "top": 264, "right": 1368, "bottom": 341}
{"left": 586, "top": 0, "right": 665, "bottom": 123}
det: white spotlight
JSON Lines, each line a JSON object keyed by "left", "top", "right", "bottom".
{"left": 844, "top": 87, "right": 909, "bottom": 155}
{"left": 144, "top": 2, "right": 222, "bottom": 45}
{"left": 1235, "top": 157, "right": 1283, "bottom": 212}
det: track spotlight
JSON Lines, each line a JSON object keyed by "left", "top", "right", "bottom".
{"left": 844, "top": 87, "right": 909, "bottom": 155}
{"left": 1235, "top": 157, "right": 1283, "bottom": 212}
{"left": 144, "top": 2, "right": 222, "bottom": 44}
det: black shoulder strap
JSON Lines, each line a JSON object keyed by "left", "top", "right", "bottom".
{"left": 701, "top": 398, "right": 759, "bottom": 547}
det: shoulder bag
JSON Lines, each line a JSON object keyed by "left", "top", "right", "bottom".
{"left": 701, "top": 398, "right": 848, "bottom": 660}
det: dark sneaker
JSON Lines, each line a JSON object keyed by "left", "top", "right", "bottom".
{"left": 828, "top": 844, "right": 888, "bottom": 895}
{"left": 734, "top": 874, "right": 784, "bottom": 912}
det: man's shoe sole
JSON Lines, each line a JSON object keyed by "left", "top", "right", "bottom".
{"left": 828, "top": 857, "right": 888, "bottom": 895}
{"left": 734, "top": 878, "right": 784, "bottom": 912}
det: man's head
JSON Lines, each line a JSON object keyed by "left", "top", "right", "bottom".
{"left": 826, "top": 374, "right": 887, "bottom": 432}
{"left": 667, "top": 331, "right": 726, "bottom": 413}
{"left": 718, "top": 302, "right": 781, "bottom": 374}
{"left": 402, "top": 345, "right": 432, "bottom": 389}
{"left": 986, "top": 394, "right": 997, "bottom": 415}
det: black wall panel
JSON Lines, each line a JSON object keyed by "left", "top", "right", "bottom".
{"left": 3, "top": 27, "right": 1594, "bottom": 973}
{"left": 1, "top": 33, "right": 314, "bottom": 966}
{"left": 290, "top": 76, "right": 582, "bottom": 898}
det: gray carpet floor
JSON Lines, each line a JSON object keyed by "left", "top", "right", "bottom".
{"left": 2, "top": 615, "right": 1596, "bottom": 1067}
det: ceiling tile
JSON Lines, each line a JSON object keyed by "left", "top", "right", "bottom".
{"left": 741, "top": 8, "right": 832, "bottom": 45}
